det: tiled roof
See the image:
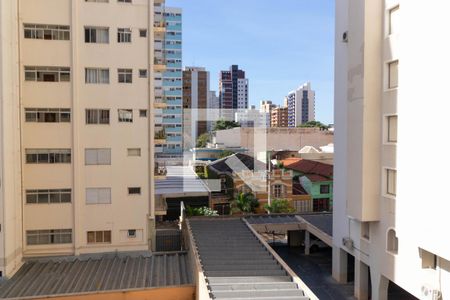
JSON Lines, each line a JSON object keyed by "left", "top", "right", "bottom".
{"left": 0, "top": 252, "right": 193, "bottom": 299}
{"left": 305, "top": 174, "right": 331, "bottom": 182}
{"left": 282, "top": 159, "right": 333, "bottom": 178}
{"left": 293, "top": 182, "right": 308, "bottom": 195}
{"left": 208, "top": 153, "right": 266, "bottom": 174}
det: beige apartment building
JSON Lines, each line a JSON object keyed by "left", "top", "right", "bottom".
{"left": 333, "top": 0, "right": 450, "bottom": 299}
{"left": 271, "top": 106, "right": 288, "bottom": 127}
{"left": 0, "top": 0, "right": 158, "bottom": 278}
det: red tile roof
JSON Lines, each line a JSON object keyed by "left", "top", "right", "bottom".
{"left": 305, "top": 174, "right": 332, "bottom": 182}
{"left": 281, "top": 158, "right": 333, "bottom": 178}
{"left": 293, "top": 182, "right": 308, "bottom": 195}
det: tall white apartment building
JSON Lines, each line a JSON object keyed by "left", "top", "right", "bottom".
{"left": 287, "top": 82, "right": 315, "bottom": 127}
{"left": 260, "top": 100, "right": 276, "bottom": 128}
{"left": 0, "top": 0, "right": 156, "bottom": 278}
{"left": 333, "top": 1, "right": 450, "bottom": 299}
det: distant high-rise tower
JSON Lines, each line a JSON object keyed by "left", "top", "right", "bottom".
{"left": 183, "top": 67, "right": 209, "bottom": 149}
{"left": 219, "top": 65, "right": 248, "bottom": 118}
{"left": 260, "top": 100, "right": 276, "bottom": 127}
{"left": 287, "top": 82, "right": 315, "bottom": 127}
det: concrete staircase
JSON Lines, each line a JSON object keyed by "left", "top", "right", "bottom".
{"left": 188, "top": 218, "right": 309, "bottom": 300}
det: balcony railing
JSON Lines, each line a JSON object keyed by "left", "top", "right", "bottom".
{"left": 155, "top": 162, "right": 167, "bottom": 179}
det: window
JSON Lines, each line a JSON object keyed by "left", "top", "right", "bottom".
{"left": 118, "top": 69, "right": 132, "bottom": 83}
{"left": 127, "top": 148, "right": 141, "bottom": 156}
{"left": 117, "top": 28, "right": 131, "bottom": 43}
{"left": 320, "top": 184, "right": 330, "bottom": 194}
{"left": 139, "top": 29, "right": 147, "bottom": 37}
{"left": 84, "top": 27, "right": 109, "bottom": 43}
{"left": 387, "top": 229, "right": 398, "bottom": 254}
{"left": 420, "top": 249, "right": 437, "bottom": 269}
{"left": 127, "top": 229, "right": 137, "bottom": 238}
{"left": 128, "top": 187, "right": 141, "bottom": 195}
{"left": 386, "top": 169, "right": 396, "bottom": 196}
{"left": 273, "top": 184, "right": 282, "bottom": 198}
{"left": 25, "top": 149, "right": 71, "bottom": 164}
{"left": 25, "top": 66, "right": 70, "bottom": 82}
{"left": 27, "top": 229, "right": 72, "bottom": 245}
{"left": 139, "top": 110, "right": 147, "bottom": 117}
{"left": 388, "top": 60, "right": 398, "bottom": 89}
{"left": 24, "top": 24, "right": 70, "bottom": 40}
{"left": 139, "top": 69, "right": 147, "bottom": 78}
{"left": 389, "top": 5, "right": 399, "bottom": 35}
{"left": 85, "top": 0, "right": 109, "bottom": 2}
{"left": 25, "top": 108, "right": 71, "bottom": 123}
{"left": 86, "top": 109, "right": 110, "bottom": 124}
{"left": 118, "top": 0, "right": 131, "bottom": 3}
{"left": 387, "top": 115, "right": 397, "bottom": 143}
{"left": 85, "top": 68, "right": 109, "bottom": 84}
{"left": 118, "top": 109, "right": 133, "bottom": 122}
{"left": 361, "top": 222, "right": 370, "bottom": 240}
{"left": 313, "top": 198, "right": 330, "bottom": 212}
{"left": 26, "top": 189, "right": 71, "bottom": 204}
{"left": 87, "top": 230, "right": 111, "bottom": 244}
{"left": 86, "top": 188, "right": 111, "bottom": 204}
{"left": 85, "top": 148, "right": 111, "bottom": 165}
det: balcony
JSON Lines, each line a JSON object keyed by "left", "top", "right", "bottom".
{"left": 162, "top": 117, "right": 182, "bottom": 124}
{"left": 154, "top": 162, "right": 167, "bottom": 179}
{"left": 153, "top": 58, "right": 167, "bottom": 72}
{"left": 165, "top": 127, "right": 182, "bottom": 133}
{"left": 154, "top": 129, "right": 167, "bottom": 144}
{"left": 155, "top": 196, "right": 167, "bottom": 216}
{"left": 154, "top": 100, "right": 167, "bottom": 109}
{"left": 153, "top": 21, "right": 166, "bottom": 34}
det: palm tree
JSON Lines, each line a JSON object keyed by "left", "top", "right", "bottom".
{"left": 233, "top": 192, "right": 259, "bottom": 214}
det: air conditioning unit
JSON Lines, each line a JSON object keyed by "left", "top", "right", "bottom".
{"left": 421, "top": 286, "right": 442, "bottom": 300}
{"left": 342, "top": 31, "right": 348, "bottom": 43}
{"left": 342, "top": 237, "right": 354, "bottom": 249}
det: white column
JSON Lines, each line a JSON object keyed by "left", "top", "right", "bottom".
{"left": 354, "top": 259, "right": 369, "bottom": 300}
{"left": 332, "top": 246, "right": 348, "bottom": 283}
{"left": 304, "top": 231, "right": 310, "bottom": 255}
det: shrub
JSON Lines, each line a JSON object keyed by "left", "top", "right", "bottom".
{"left": 264, "top": 199, "right": 295, "bottom": 213}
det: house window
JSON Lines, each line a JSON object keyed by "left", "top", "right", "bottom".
{"left": 320, "top": 184, "right": 330, "bottom": 194}
{"left": 25, "top": 66, "right": 70, "bottom": 82}
{"left": 361, "top": 222, "right": 370, "bottom": 240}
{"left": 86, "top": 188, "right": 111, "bottom": 204}
{"left": 25, "top": 108, "right": 71, "bottom": 123}
{"left": 389, "top": 5, "right": 399, "bottom": 35}
{"left": 273, "top": 184, "right": 282, "bottom": 198}
{"left": 386, "top": 169, "right": 396, "bottom": 196}
{"left": 139, "top": 109, "right": 147, "bottom": 117}
{"left": 139, "top": 69, "right": 147, "bottom": 78}
{"left": 220, "top": 176, "right": 227, "bottom": 193}
{"left": 387, "top": 229, "right": 398, "bottom": 254}
{"left": 85, "top": 68, "right": 109, "bottom": 84}
{"left": 127, "top": 148, "right": 141, "bottom": 156}
{"left": 85, "top": 109, "right": 110, "bottom": 124}
{"left": 117, "top": 28, "right": 131, "bottom": 43}
{"left": 127, "top": 229, "right": 137, "bottom": 238}
{"left": 85, "top": 148, "right": 111, "bottom": 165}
{"left": 87, "top": 230, "right": 111, "bottom": 244}
{"left": 118, "top": 68, "right": 132, "bottom": 83}
{"left": 26, "top": 229, "right": 72, "bottom": 245}
{"left": 118, "top": 0, "right": 131, "bottom": 3}
{"left": 118, "top": 109, "right": 133, "bottom": 122}
{"left": 139, "top": 29, "right": 147, "bottom": 37}
{"left": 388, "top": 60, "right": 398, "bottom": 89}
{"left": 85, "top": 0, "right": 109, "bottom": 2}
{"left": 420, "top": 249, "right": 437, "bottom": 270}
{"left": 387, "top": 115, "right": 397, "bottom": 143}
{"left": 26, "top": 189, "right": 71, "bottom": 204}
{"left": 24, "top": 24, "right": 70, "bottom": 40}
{"left": 84, "top": 27, "right": 109, "bottom": 43}
{"left": 128, "top": 187, "right": 141, "bottom": 195}
{"left": 313, "top": 198, "right": 329, "bottom": 212}
{"left": 25, "top": 149, "right": 71, "bottom": 164}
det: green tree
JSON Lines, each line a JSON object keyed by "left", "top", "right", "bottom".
{"left": 218, "top": 150, "right": 235, "bottom": 159}
{"left": 233, "top": 192, "right": 259, "bottom": 213}
{"left": 298, "top": 120, "right": 330, "bottom": 130}
{"left": 264, "top": 199, "right": 295, "bottom": 213}
{"left": 196, "top": 133, "right": 210, "bottom": 147}
{"left": 213, "top": 119, "right": 240, "bottom": 131}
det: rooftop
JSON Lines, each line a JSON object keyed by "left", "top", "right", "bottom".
{"left": 282, "top": 159, "right": 333, "bottom": 178}
{"left": 155, "top": 166, "right": 210, "bottom": 196}
{"left": 0, "top": 252, "right": 193, "bottom": 300}
{"left": 208, "top": 153, "right": 266, "bottom": 174}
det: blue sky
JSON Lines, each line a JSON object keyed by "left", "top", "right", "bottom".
{"left": 169, "top": 0, "right": 335, "bottom": 124}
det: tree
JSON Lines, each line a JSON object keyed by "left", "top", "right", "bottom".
{"left": 218, "top": 150, "right": 235, "bottom": 159}
{"left": 264, "top": 199, "right": 295, "bottom": 214}
{"left": 213, "top": 119, "right": 240, "bottom": 131}
{"left": 196, "top": 133, "right": 210, "bottom": 148}
{"left": 298, "top": 121, "right": 330, "bottom": 130}
{"left": 233, "top": 192, "right": 259, "bottom": 213}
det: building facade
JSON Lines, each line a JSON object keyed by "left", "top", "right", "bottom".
{"left": 287, "top": 82, "right": 315, "bottom": 127}
{"left": 260, "top": 100, "right": 276, "bottom": 127}
{"left": 333, "top": 0, "right": 450, "bottom": 299}
{"left": 0, "top": 0, "right": 158, "bottom": 278}
{"left": 271, "top": 106, "right": 289, "bottom": 127}
{"left": 219, "top": 65, "right": 248, "bottom": 119}
{"left": 182, "top": 67, "right": 209, "bottom": 149}
{"left": 154, "top": 3, "right": 183, "bottom": 164}
{"left": 234, "top": 105, "right": 268, "bottom": 128}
